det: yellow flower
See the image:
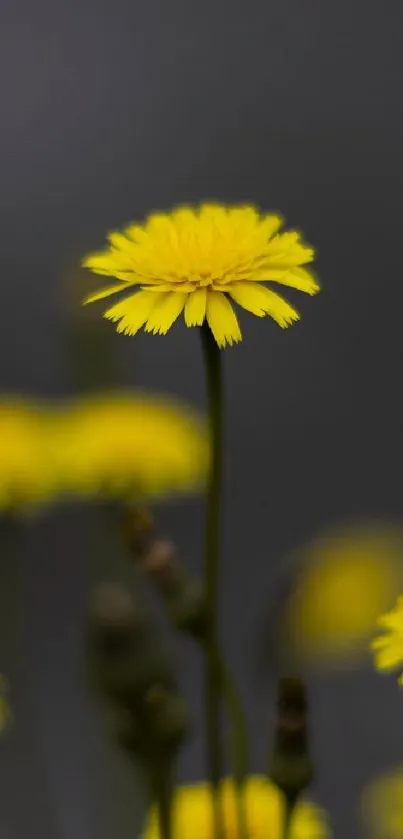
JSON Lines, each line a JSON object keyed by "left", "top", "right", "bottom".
{"left": 361, "top": 768, "right": 403, "bottom": 838}
{"left": 143, "top": 777, "right": 330, "bottom": 839}
{"left": 370, "top": 595, "right": 403, "bottom": 684}
{"left": 56, "top": 391, "right": 208, "bottom": 501}
{"left": 82, "top": 204, "right": 318, "bottom": 348}
{"left": 0, "top": 399, "right": 59, "bottom": 514}
{"left": 281, "top": 525, "right": 403, "bottom": 667}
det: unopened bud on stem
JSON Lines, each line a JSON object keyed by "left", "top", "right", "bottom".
{"left": 87, "top": 582, "right": 175, "bottom": 705}
{"left": 121, "top": 506, "right": 156, "bottom": 557}
{"left": 268, "top": 676, "right": 314, "bottom": 800}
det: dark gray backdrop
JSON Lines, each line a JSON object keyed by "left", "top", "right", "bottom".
{"left": 0, "top": 0, "right": 403, "bottom": 837}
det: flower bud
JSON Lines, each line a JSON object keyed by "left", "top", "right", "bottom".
{"left": 86, "top": 582, "right": 175, "bottom": 705}
{"left": 142, "top": 539, "right": 179, "bottom": 593}
{"left": 142, "top": 684, "right": 192, "bottom": 754}
{"left": 88, "top": 582, "right": 145, "bottom": 651}
{"left": 121, "top": 506, "right": 156, "bottom": 557}
{"left": 110, "top": 707, "right": 143, "bottom": 755}
{"left": 268, "top": 676, "right": 314, "bottom": 799}
{"left": 121, "top": 512, "right": 207, "bottom": 637}
{"left": 166, "top": 580, "right": 206, "bottom": 637}
{"left": 108, "top": 688, "right": 192, "bottom": 759}
{"left": 142, "top": 540, "right": 207, "bottom": 637}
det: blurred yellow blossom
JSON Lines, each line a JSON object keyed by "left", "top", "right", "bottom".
{"left": 82, "top": 204, "right": 318, "bottom": 349}
{"left": 143, "top": 777, "right": 330, "bottom": 839}
{"left": 281, "top": 524, "right": 403, "bottom": 667}
{"left": 0, "top": 399, "right": 59, "bottom": 514}
{"left": 361, "top": 768, "right": 403, "bottom": 838}
{"left": 371, "top": 595, "right": 403, "bottom": 684}
{"left": 56, "top": 391, "right": 208, "bottom": 502}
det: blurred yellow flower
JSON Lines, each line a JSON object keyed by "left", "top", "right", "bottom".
{"left": 361, "top": 768, "right": 403, "bottom": 838}
{"left": 56, "top": 391, "right": 208, "bottom": 501}
{"left": 281, "top": 525, "right": 403, "bottom": 667}
{"left": 0, "top": 399, "right": 58, "bottom": 514}
{"left": 82, "top": 204, "right": 318, "bottom": 349}
{"left": 143, "top": 777, "right": 330, "bottom": 839}
{"left": 370, "top": 595, "right": 403, "bottom": 684}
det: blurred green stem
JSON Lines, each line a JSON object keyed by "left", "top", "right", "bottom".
{"left": 149, "top": 758, "right": 173, "bottom": 839}
{"left": 282, "top": 793, "right": 297, "bottom": 839}
{"left": 216, "top": 649, "right": 249, "bottom": 839}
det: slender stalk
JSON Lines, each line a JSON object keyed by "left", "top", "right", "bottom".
{"left": 200, "top": 323, "right": 225, "bottom": 839}
{"left": 282, "top": 793, "right": 297, "bottom": 839}
{"left": 216, "top": 649, "right": 249, "bottom": 839}
{"left": 148, "top": 758, "right": 173, "bottom": 839}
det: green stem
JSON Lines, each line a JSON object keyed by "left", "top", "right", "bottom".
{"left": 282, "top": 793, "right": 297, "bottom": 839}
{"left": 149, "top": 758, "right": 173, "bottom": 839}
{"left": 216, "top": 650, "right": 249, "bottom": 839}
{"left": 200, "top": 323, "right": 225, "bottom": 839}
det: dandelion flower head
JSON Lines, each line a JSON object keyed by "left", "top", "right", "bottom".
{"left": 371, "top": 595, "right": 403, "bottom": 684}
{"left": 282, "top": 525, "right": 403, "bottom": 667}
{"left": 56, "top": 391, "right": 208, "bottom": 502}
{"left": 142, "top": 777, "right": 330, "bottom": 839}
{"left": 82, "top": 204, "right": 319, "bottom": 348}
{"left": 361, "top": 767, "right": 403, "bottom": 838}
{"left": 0, "top": 399, "right": 59, "bottom": 514}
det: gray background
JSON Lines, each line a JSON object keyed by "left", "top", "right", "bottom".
{"left": 0, "top": 0, "right": 403, "bottom": 836}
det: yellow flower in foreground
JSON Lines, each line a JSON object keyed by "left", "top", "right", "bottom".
{"left": 370, "top": 595, "right": 403, "bottom": 684}
{"left": 282, "top": 525, "right": 403, "bottom": 667}
{"left": 56, "top": 391, "right": 208, "bottom": 501}
{"left": 0, "top": 400, "right": 58, "bottom": 514}
{"left": 361, "top": 768, "right": 403, "bottom": 838}
{"left": 82, "top": 204, "right": 318, "bottom": 348}
{"left": 143, "top": 777, "right": 330, "bottom": 839}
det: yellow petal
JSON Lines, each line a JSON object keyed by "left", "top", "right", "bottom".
{"left": 228, "top": 282, "right": 299, "bottom": 327}
{"left": 144, "top": 292, "right": 188, "bottom": 335}
{"left": 259, "top": 213, "right": 283, "bottom": 239}
{"left": 104, "top": 290, "right": 160, "bottom": 336}
{"left": 145, "top": 214, "right": 178, "bottom": 244}
{"left": 83, "top": 282, "right": 134, "bottom": 305}
{"left": 184, "top": 288, "right": 207, "bottom": 326}
{"left": 226, "top": 206, "right": 261, "bottom": 231}
{"left": 198, "top": 204, "right": 229, "bottom": 229}
{"left": 370, "top": 636, "right": 389, "bottom": 651}
{"left": 263, "top": 232, "right": 315, "bottom": 266}
{"left": 206, "top": 292, "right": 242, "bottom": 349}
{"left": 82, "top": 252, "right": 131, "bottom": 275}
{"left": 171, "top": 207, "right": 198, "bottom": 233}
{"left": 254, "top": 266, "right": 319, "bottom": 296}
{"left": 144, "top": 283, "right": 196, "bottom": 293}
{"left": 82, "top": 248, "right": 160, "bottom": 284}
{"left": 283, "top": 266, "right": 319, "bottom": 295}
{"left": 107, "top": 231, "right": 142, "bottom": 258}
{"left": 374, "top": 647, "right": 402, "bottom": 670}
